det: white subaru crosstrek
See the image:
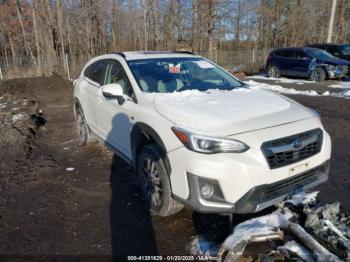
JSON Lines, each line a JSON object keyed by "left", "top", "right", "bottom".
{"left": 73, "top": 51, "right": 331, "bottom": 216}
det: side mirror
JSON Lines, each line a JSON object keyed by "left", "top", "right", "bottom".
{"left": 102, "top": 83, "right": 124, "bottom": 98}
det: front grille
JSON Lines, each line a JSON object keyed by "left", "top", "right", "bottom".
{"left": 261, "top": 128, "right": 323, "bottom": 169}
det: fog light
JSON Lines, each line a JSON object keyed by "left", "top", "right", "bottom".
{"left": 200, "top": 183, "right": 214, "bottom": 199}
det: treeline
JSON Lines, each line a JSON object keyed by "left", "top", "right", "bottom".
{"left": 0, "top": 0, "right": 349, "bottom": 79}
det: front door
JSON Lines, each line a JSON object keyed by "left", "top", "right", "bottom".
{"left": 81, "top": 60, "right": 108, "bottom": 132}
{"left": 97, "top": 59, "right": 137, "bottom": 159}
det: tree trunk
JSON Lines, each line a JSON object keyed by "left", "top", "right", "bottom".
{"left": 16, "top": 0, "right": 36, "bottom": 67}
{"left": 56, "top": 0, "right": 65, "bottom": 71}
{"left": 32, "top": 4, "right": 41, "bottom": 75}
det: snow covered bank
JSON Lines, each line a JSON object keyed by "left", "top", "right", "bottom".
{"left": 246, "top": 80, "right": 350, "bottom": 98}
{"left": 328, "top": 82, "right": 350, "bottom": 89}
{"left": 246, "top": 74, "right": 315, "bottom": 84}
{"left": 246, "top": 80, "right": 320, "bottom": 96}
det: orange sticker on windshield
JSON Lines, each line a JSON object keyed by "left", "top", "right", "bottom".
{"left": 169, "top": 64, "right": 181, "bottom": 73}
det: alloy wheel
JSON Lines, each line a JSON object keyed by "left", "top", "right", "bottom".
{"left": 140, "top": 157, "right": 163, "bottom": 208}
{"left": 311, "top": 70, "right": 320, "bottom": 82}
{"left": 269, "top": 67, "right": 278, "bottom": 78}
{"left": 77, "top": 113, "right": 86, "bottom": 142}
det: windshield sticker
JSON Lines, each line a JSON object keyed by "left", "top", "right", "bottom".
{"left": 169, "top": 64, "right": 181, "bottom": 73}
{"left": 195, "top": 61, "right": 215, "bottom": 69}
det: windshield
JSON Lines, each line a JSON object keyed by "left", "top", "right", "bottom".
{"left": 340, "top": 45, "right": 350, "bottom": 55}
{"left": 305, "top": 48, "right": 336, "bottom": 60}
{"left": 127, "top": 57, "right": 243, "bottom": 93}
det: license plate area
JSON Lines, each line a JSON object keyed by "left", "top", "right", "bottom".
{"left": 289, "top": 162, "right": 310, "bottom": 176}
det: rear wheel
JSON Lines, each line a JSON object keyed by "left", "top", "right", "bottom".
{"left": 267, "top": 66, "right": 281, "bottom": 78}
{"left": 136, "top": 144, "right": 183, "bottom": 217}
{"left": 310, "top": 68, "right": 326, "bottom": 82}
{"left": 76, "top": 107, "right": 91, "bottom": 145}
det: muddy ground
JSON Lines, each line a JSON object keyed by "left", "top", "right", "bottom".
{"left": 0, "top": 76, "right": 349, "bottom": 259}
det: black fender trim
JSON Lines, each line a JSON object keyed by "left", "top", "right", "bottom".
{"left": 131, "top": 122, "right": 171, "bottom": 174}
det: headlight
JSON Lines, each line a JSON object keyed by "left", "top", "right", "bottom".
{"left": 172, "top": 127, "right": 249, "bottom": 154}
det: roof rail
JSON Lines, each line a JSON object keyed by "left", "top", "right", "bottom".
{"left": 114, "top": 52, "right": 126, "bottom": 58}
{"left": 113, "top": 51, "right": 195, "bottom": 57}
{"left": 172, "top": 50, "right": 195, "bottom": 55}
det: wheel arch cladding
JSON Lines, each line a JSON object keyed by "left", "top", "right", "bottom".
{"left": 308, "top": 59, "right": 328, "bottom": 76}
{"left": 131, "top": 122, "right": 171, "bottom": 174}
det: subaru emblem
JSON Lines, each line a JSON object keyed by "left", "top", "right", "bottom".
{"left": 292, "top": 138, "right": 304, "bottom": 150}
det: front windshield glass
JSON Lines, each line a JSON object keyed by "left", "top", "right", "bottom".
{"left": 305, "top": 48, "right": 336, "bottom": 60}
{"left": 340, "top": 45, "right": 350, "bottom": 55}
{"left": 127, "top": 57, "right": 243, "bottom": 93}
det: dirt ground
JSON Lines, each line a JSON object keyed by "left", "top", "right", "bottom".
{"left": 0, "top": 76, "right": 349, "bottom": 259}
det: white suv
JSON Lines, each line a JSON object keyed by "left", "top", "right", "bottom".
{"left": 73, "top": 51, "right": 331, "bottom": 216}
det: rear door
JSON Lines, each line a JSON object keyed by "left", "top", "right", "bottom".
{"left": 81, "top": 60, "right": 108, "bottom": 133}
{"left": 279, "top": 49, "right": 295, "bottom": 75}
{"left": 291, "top": 48, "right": 311, "bottom": 77}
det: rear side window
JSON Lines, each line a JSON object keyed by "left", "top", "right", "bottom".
{"left": 273, "top": 49, "right": 283, "bottom": 56}
{"left": 84, "top": 60, "right": 108, "bottom": 85}
{"left": 281, "top": 49, "right": 294, "bottom": 58}
{"left": 294, "top": 49, "right": 308, "bottom": 59}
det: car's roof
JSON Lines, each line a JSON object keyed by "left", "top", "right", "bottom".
{"left": 309, "top": 43, "right": 350, "bottom": 47}
{"left": 273, "top": 47, "right": 302, "bottom": 50}
{"left": 273, "top": 47, "right": 322, "bottom": 51}
{"left": 113, "top": 51, "right": 197, "bottom": 61}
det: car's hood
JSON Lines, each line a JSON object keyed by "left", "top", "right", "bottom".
{"left": 153, "top": 88, "right": 314, "bottom": 136}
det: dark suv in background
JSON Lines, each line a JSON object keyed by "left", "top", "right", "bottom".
{"left": 308, "top": 44, "right": 350, "bottom": 61}
{"left": 266, "top": 47, "right": 350, "bottom": 82}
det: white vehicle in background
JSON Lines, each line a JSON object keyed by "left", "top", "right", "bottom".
{"left": 73, "top": 51, "right": 331, "bottom": 217}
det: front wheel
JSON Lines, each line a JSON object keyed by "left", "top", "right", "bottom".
{"left": 76, "top": 107, "right": 91, "bottom": 145}
{"left": 267, "top": 66, "right": 281, "bottom": 78}
{"left": 136, "top": 144, "right": 183, "bottom": 217}
{"left": 310, "top": 68, "right": 326, "bottom": 82}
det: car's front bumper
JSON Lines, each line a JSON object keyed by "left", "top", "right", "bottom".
{"left": 327, "top": 65, "right": 349, "bottom": 78}
{"left": 175, "top": 160, "right": 329, "bottom": 214}
{"left": 168, "top": 117, "right": 332, "bottom": 214}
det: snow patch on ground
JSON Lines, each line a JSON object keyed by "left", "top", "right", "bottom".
{"left": 0, "top": 102, "right": 7, "bottom": 110}
{"left": 247, "top": 80, "right": 350, "bottom": 98}
{"left": 285, "top": 191, "right": 319, "bottom": 206}
{"left": 247, "top": 75, "right": 315, "bottom": 84}
{"left": 342, "top": 90, "right": 350, "bottom": 97}
{"left": 246, "top": 80, "right": 319, "bottom": 96}
{"left": 12, "top": 113, "right": 25, "bottom": 124}
{"left": 328, "top": 82, "right": 350, "bottom": 89}
{"left": 222, "top": 211, "right": 292, "bottom": 252}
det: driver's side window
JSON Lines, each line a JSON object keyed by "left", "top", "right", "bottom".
{"left": 105, "top": 60, "right": 135, "bottom": 100}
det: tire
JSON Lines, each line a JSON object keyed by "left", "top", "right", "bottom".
{"left": 75, "top": 106, "right": 91, "bottom": 145}
{"left": 267, "top": 66, "right": 281, "bottom": 78}
{"left": 310, "top": 68, "right": 326, "bottom": 82}
{"left": 136, "top": 144, "right": 183, "bottom": 217}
